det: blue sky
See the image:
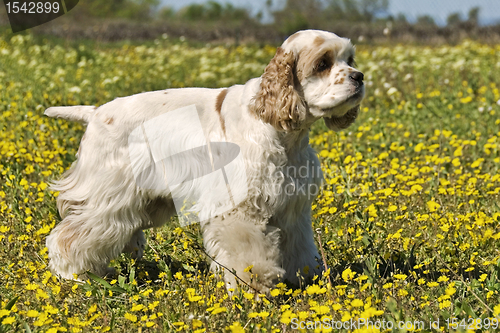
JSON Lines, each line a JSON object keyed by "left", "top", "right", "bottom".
{"left": 159, "top": 0, "right": 500, "bottom": 26}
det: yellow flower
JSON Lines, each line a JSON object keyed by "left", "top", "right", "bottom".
{"left": 211, "top": 307, "right": 227, "bottom": 315}
{"left": 270, "top": 289, "right": 280, "bottom": 297}
{"left": 192, "top": 319, "right": 203, "bottom": 329}
{"left": 351, "top": 299, "right": 363, "bottom": 307}
{"left": 1, "top": 316, "right": 15, "bottom": 325}
{"left": 26, "top": 310, "right": 39, "bottom": 317}
{"left": 26, "top": 283, "right": 38, "bottom": 290}
{"left": 342, "top": 268, "right": 356, "bottom": 281}
{"left": 124, "top": 313, "right": 137, "bottom": 322}
{"left": 243, "top": 292, "right": 254, "bottom": 300}
{"left": 306, "top": 284, "right": 326, "bottom": 295}
{"left": 446, "top": 287, "right": 456, "bottom": 296}
{"left": 131, "top": 304, "right": 144, "bottom": 312}
{"left": 439, "top": 300, "right": 451, "bottom": 309}
{"left": 426, "top": 200, "right": 441, "bottom": 212}
{"left": 460, "top": 96, "right": 473, "bottom": 103}
{"left": 229, "top": 322, "right": 245, "bottom": 333}
{"left": 259, "top": 311, "right": 270, "bottom": 318}
{"left": 437, "top": 275, "right": 449, "bottom": 283}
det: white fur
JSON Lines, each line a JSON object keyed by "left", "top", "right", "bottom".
{"left": 45, "top": 30, "right": 364, "bottom": 293}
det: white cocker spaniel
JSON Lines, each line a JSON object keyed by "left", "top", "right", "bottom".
{"left": 45, "top": 30, "right": 365, "bottom": 293}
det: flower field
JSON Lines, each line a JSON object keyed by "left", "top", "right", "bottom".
{"left": 0, "top": 32, "right": 500, "bottom": 332}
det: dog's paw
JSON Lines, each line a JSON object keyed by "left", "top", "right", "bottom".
{"left": 123, "top": 230, "right": 146, "bottom": 260}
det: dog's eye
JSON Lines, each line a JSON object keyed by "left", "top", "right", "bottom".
{"left": 347, "top": 56, "right": 356, "bottom": 67}
{"left": 315, "top": 59, "right": 330, "bottom": 73}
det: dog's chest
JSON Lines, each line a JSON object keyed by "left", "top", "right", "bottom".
{"left": 277, "top": 149, "right": 323, "bottom": 215}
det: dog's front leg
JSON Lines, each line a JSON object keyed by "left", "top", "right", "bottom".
{"left": 278, "top": 210, "right": 323, "bottom": 287}
{"left": 202, "top": 212, "right": 285, "bottom": 295}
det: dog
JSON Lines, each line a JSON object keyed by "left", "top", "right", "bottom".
{"left": 45, "top": 29, "right": 364, "bottom": 293}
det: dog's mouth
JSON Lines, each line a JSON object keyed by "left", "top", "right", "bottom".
{"left": 323, "top": 105, "right": 360, "bottom": 131}
{"left": 347, "top": 87, "right": 365, "bottom": 103}
{"left": 321, "top": 86, "right": 364, "bottom": 131}
{"left": 321, "top": 87, "right": 364, "bottom": 115}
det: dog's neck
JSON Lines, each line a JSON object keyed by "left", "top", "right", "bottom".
{"left": 279, "top": 128, "right": 311, "bottom": 154}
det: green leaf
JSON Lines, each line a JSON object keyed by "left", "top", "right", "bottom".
{"left": 22, "top": 321, "right": 32, "bottom": 333}
{"left": 441, "top": 309, "right": 450, "bottom": 320}
{"left": 182, "top": 263, "right": 196, "bottom": 272}
{"left": 110, "top": 286, "right": 127, "bottom": 294}
{"left": 462, "top": 302, "right": 477, "bottom": 318}
{"left": 454, "top": 301, "right": 462, "bottom": 316}
{"left": 118, "top": 275, "right": 127, "bottom": 290}
{"left": 87, "top": 272, "right": 126, "bottom": 294}
{"left": 110, "top": 309, "right": 116, "bottom": 330}
{"left": 129, "top": 267, "right": 135, "bottom": 283}
{"left": 87, "top": 272, "right": 113, "bottom": 289}
{"left": 5, "top": 296, "right": 19, "bottom": 310}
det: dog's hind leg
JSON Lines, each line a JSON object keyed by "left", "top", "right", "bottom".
{"left": 121, "top": 197, "right": 175, "bottom": 260}
{"left": 47, "top": 206, "right": 145, "bottom": 280}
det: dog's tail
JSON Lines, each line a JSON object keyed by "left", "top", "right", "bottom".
{"left": 44, "top": 105, "right": 96, "bottom": 123}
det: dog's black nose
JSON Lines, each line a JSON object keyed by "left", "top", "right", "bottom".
{"left": 349, "top": 72, "right": 364, "bottom": 85}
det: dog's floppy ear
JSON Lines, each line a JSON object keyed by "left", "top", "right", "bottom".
{"left": 250, "top": 47, "right": 306, "bottom": 132}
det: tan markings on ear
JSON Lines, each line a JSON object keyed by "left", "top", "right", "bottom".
{"left": 105, "top": 117, "right": 114, "bottom": 125}
{"left": 285, "top": 31, "right": 302, "bottom": 44}
{"left": 313, "top": 36, "right": 325, "bottom": 48}
{"left": 250, "top": 47, "right": 306, "bottom": 132}
{"left": 296, "top": 43, "right": 333, "bottom": 81}
{"left": 215, "top": 89, "right": 228, "bottom": 135}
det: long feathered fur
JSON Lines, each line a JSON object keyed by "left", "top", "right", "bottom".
{"left": 45, "top": 29, "right": 365, "bottom": 294}
{"left": 250, "top": 47, "right": 307, "bottom": 132}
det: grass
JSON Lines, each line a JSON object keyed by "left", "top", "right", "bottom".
{"left": 0, "top": 32, "right": 500, "bottom": 332}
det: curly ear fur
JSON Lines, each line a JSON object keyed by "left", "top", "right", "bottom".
{"left": 250, "top": 47, "right": 307, "bottom": 132}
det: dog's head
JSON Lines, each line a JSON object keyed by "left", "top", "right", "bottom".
{"left": 250, "top": 30, "right": 365, "bottom": 132}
